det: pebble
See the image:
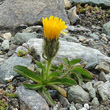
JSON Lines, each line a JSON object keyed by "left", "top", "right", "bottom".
{"left": 83, "top": 82, "right": 96, "bottom": 98}
{"left": 68, "top": 85, "right": 90, "bottom": 103}
{"left": 67, "top": 6, "right": 79, "bottom": 25}
{"left": 90, "top": 33, "right": 99, "bottom": 40}
{"left": 78, "top": 35, "right": 86, "bottom": 42}
{"left": 97, "top": 81, "right": 110, "bottom": 101}
{"left": 75, "top": 103, "right": 83, "bottom": 110}
{"left": 105, "top": 73, "right": 110, "bottom": 82}
{"left": 0, "top": 51, "right": 3, "bottom": 55}
{"left": 64, "top": 0, "right": 72, "bottom": 8}
{"left": 14, "top": 32, "right": 37, "bottom": 45}
{"left": 95, "top": 62, "right": 110, "bottom": 73}
{"left": 94, "top": 81, "right": 104, "bottom": 90}
{"left": 69, "top": 104, "right": 76, "bottom": 110}
{"left": 92, "top": 97, "right": 99, "bottom": 106}
{"left": 58, "top": 95, "right": 70, "bottom": 107}
{"left": 79, "top": 107, "right": 87, "bottom": 110}
{"left": 98, "top": 71, "right": 107, "bottom": 82}
{"left": 1, "top": 39, "right": 9, "bottom": 50}
{"left": 84, "top": 103, "right": 89, "bottom": 110}
{"left": 1, "top": 32, "right": 12, "bottom": 40}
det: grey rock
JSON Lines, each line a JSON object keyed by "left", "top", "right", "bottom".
{"left": 16, "top": 86, "right": 49, "bottom": 110}
{"left": 95, "top": 62, "right": 110, "bottom": 73}
{"left": 98, "top": 71, "right": 107, "bottom": 82}
{"left": 0, "top": 0, "right": 69, "bottom": 28}
{"left": 75, "top": 103, "right": 83, "bottom": 110}
{"left": 83, "top": 82, "right": 96, "bottom": 98}
{"left": 94, "top": 81, "right": 104, "bottom": 91}
{"left": 92, "top": 97, "right": 99, "bottom": 106}
{"left": 67, "top": 6, "right": 79, "bottom": 24}
{"left": 105, "top": 74, "right": 110, "bottom": 82}
{"left": 97, "top": 81, "right": 110, "bottom": 101}
{"left": 58, "top": 95, "right": 70, "bottom": 107}
{"left": 68, "top": 85, "right": 90, "bottom": 103}
{"left": 89, "top": 89, "right": 96, "bottom": 98}
{"left": 25, "top": 38, "right": 110, "bottom": 69}
{"left": 69, "top": 0, "right": 110, "bottom": 7}
{"left": 90, "top": 33, "right": 99, "bottom": 40}
{"left": 0, "top": 54, "right": 31, "bottom": 83}
{"left": 14, "top": 32, "right": 37, "bottom": 45}
{"left": 1, "top": 40, "right": 9, "bottom": 50}
{"left": 103, "top": 21, "right": 110, "bottom": 35}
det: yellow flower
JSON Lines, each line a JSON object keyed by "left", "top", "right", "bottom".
{"left": 42, "top": 16, "right": 67, "bottom": 40}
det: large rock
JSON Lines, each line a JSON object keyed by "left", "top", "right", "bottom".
{"left": 16, "top": 86, "right": 49, "bottom": 110}
{"left": 68, "top": 85, "right": 90, "bottom": 103}
{"left": 0, "top": 0, "right": 69, "bottom": 28}
{"left": 103, "top": 21, "right": 110, "bottom": 36}
{"left": 18, "top": 38, "right": 110, "bottom": 69}
{"left": 69, "top": 0, "right": 110, "bottom": 7}
{"left": 0, "top": 54, "right": 31, "bottom": 83}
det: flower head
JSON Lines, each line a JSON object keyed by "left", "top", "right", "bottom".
{"left": 42, "top": 16, "right": 67, "bottom": 40}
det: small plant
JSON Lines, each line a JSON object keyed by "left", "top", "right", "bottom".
{"left": 17, "top": 50, "right": 27, "bottom": 57}
{"left": 0, "top": 89, "right": 17, "bottom": 110}
{"left": 14, "top": 16, "right": 93, "bottom": 106}
{"left": 76, "top": 3, "right": 108, "bottom": 19}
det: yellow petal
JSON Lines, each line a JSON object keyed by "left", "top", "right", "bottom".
{"left": 42, "top": 16, "right": 67, "bottom": 40}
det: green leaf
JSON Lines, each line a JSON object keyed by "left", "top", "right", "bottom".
{"left": 35, "top": 60, "right": 44, "bottom": 69}
{"left": 82, "top": 75, "right": 92, "bottom": 82}
{"left": 51, "top": 64, "right": 58, "bottom": 71}
{"left": 69, "top": 59, "right": 81, "bottom": 66}
{"left": 48, "top": 78, "right": 77, "bottom": 85}
{"left": 14, "top": 65, "right": 41, "bottom": 83}
{"left": 62, "top": 58, "right": 70, "bottom": 65}
{"left": 72, "top": 66, "right": 92, "bottom": 78}
{"left": 48, "top": 71, "right": 62, "bottom": 79}
{"left": 40, "top": 88, "right": 55, "bottom": 106}
{"left": 58, "top": 64, "right": 63, "bottom": 70}
{"left": 24, "top": 83, "right": 43, "bottom": 90}
{"left": 72, "top": 71, "right": 83, "bottom": 86}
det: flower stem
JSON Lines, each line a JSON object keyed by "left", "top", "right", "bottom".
{"left": 46, "top": 59, "right": 51, "bottom": 79}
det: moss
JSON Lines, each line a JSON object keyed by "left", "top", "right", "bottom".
{"left": 107, "top": 10, "right": 110, "bottom": 14}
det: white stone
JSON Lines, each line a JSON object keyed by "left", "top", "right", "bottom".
{"left": 84, "top": 103, "right": 89, "bottom": 110}
{"left": 1, "top": 32, "right": 12, "bottom": 40}
{"left": 79, "top": 107, "right": 87, "bottom": 110}
{"left": 23, "top": 38, "right": 110, "bottom": 68}
{"left": 64, "top": 0, "right": 72, "bottom": 8}
{"left": 1, "top": 40, "right": 9, "bottom": 50}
